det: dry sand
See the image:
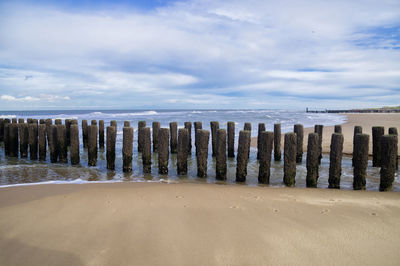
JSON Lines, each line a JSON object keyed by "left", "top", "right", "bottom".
{"left": 251, "top": 113, "right": 400, "bottom": 155}
{"left": 0, "top": 182, "right": 399, "bottom": 266}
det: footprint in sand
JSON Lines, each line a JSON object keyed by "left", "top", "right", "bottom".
{"left": 176, "top": 195, "right": 184, "bottom": 199}
{"left": 371, "top": 212, "right": 377, "bottom": 216}
{"left": 320, "top": 209, "right": 329, "bottom": 214}
{"left": 230, "top": 206, "right": 240, "bottom": 209}
{"left": 273, "top": 209, "right": 279, "bottom": 213}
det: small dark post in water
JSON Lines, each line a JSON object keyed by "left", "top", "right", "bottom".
{"left": 210, "top": 121, "right": 219, "bottom": 157}
{"left": 19, "top": 123, "right": 29, "bottom": 158}
{"left": 28, "top": 123, "right": 38, "bottom": 160}
{"left": 216, "top": 129, "right": 227, "bottom": 180}
{"left": 158, "top": 128, "right": 169, "bottom": 174}
{"left": 70, "top": 124, "right": 79, "bottom": 165}
{"left": 0, "top": 118, "right": 4, "bottom": 141}
{"left": 353, "top": 134, "right": 369, "bottom": 190}
{"left": 49, "top": 125, "right": 58, "bottom": 163}
{"left": 352, "top": 126, "right": 362, "bottom": 166}
{"left": 169, "top": 122, "right": 178, "bottom": 154}
{"left": 99, "top": 120, "right": 105, "bottom": 149}
{"left": 328, "top": 133, "right": 344, "bottom": 189}
{"left": 284, "top": 133, "right": 297, "bottom": 187}
{"left": 45, "top": 119, "right": 52, "bottom": 147}
{"left": 65, "top": 119, "right": 71, "bottom": 146}
{"left": 9, "top": 123, "right": 19, "bottom": 157}
{"left": 124, "top": 121, "right": 130, "bottom": 127}
{"left": 306, "top": 133, "right": 319, "bottom": 188}
{"left": 87, "top": 125, "right": 98, "bottom": 166}
{"left": 110, "top": 120, "right": 117, "bottom": 129}
{"left": 388, "top": 127, "right": 398, "bottom": 170}
{"left": 379, "top": 135, "right": 397, "bottom": 191}
{"left": 106, "top": 126, "right": 116, "bottom": 170}
{"left": 122, "top": 126, "right": 133, "bottom": 172}
{"left": 227, "top": 121, "right": 235, "bottom": 158}
{"left": 196, "top": 129, "right": 210, "bottom": 178}
{"left": 57, "top": 125, "right": 67, "bottom": 163}
{"left": 244, "top": 122, "right": 251, "bottom": 157}
{"left": 258, "top": 131, "right": 274, "bottom": 184}
{"left": 257, "top": 123, "right": 266, "bottom": 160}
{"left": 12, "top": 118, "right": 17, "bottom": 123}
{"left": 236, "top": 130, "right": 250, "bottom": 182}
{"left": 18, "top": 118, "right": 24, "bottom": 124}
{"left": 274, "top": 123, "right": 281, "bottom": 161}
{"left": 314, "top": 125, "right": 323, "bottom": 164}
{"left": 55, "top": 119, "right": 62, "bottom": 125}
{"left": 82, "top": 120, "right": 88, "bottom": 148}
{"left": 138, "top": 121, "right": 146, "bottom": 152}
{"left": 372, "top": 126, "right": 384, "bottom": 167}
{"left": 142, "top": 127, "right": 151, "bottom": 173}
{"left": 194, "top": 122, "right": 202, "bottom": 156}
{"left": 91, "top": 120, "right": 97, "bottom": 126}
{"left": 4, "top": 123, "right": 10, "bottom": 155}
{"left": 38, "top": 124, "right": 46, "bottom": 161}
{"left": 152, "top": 122, "right": 160, "bottom": 153}
{"left": 177, "top": 128, "right": 189, "bottom": 175}
{"left": 334, "top": 125, "right": 342, "bottom": 133}
{"left": 294, "top": 124, "right": 304, "bottom": 163}
{"left": 184, "top": 122, "right": 192, "bottom": 153}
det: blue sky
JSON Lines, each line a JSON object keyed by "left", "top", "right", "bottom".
{"left": 0, "top": 0, "right": 399, "bottom": 110}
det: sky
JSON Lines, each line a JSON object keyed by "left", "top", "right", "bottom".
{"left": 0, "top": 0, "right": 399, "bottom": 110}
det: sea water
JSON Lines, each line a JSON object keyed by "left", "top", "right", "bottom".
{"left": 0, "top": 109, "right": 398, "bottom": 191}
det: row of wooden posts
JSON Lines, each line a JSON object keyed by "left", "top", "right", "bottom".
{"left": 0, "top": 118, "right": 398, "bottom": 191}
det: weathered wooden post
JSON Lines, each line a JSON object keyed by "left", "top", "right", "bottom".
{"left": 177, "top": 128, "right": 189, "bottom": 175}
{"left": 124, "top": 121, "right": 130, "bottom": 127}
{"left": 142, "top": 127, "right": 151, "bottom": 173}
{"left": 306, "top": 133, "right": 319, "bottom": 188}
{"left": 227, "top": 121, "right": 235, "bottom": 158}
{"left": 294, "top": 124, "right": 304, "bottom": 163}
{"left": 244, "top": 122, "right": 251, "bottom": 131}
{"left": 388, "top": 127, "right": 398, "bottom": 170}
{"left": 152, "top": 122, "right": 160, "bottom": 152}
{"left": 57, "top": 125, "right": 67, "bottom": 163}
{"left": 4, "top": 122, "right": 10, "bottom": 155}
{"left": 82, "top": 120, "right": 88, "bottom": 148}
{"left": 39, "top": 119, "right": 45, "bottom": 125}
{"left": 45, "top": 119, "right": 52, "bottom": 147}
{"left": 258, "top": 131, "right": 274, "bottom": 184}
{"left": 352, "top": 126, "right": 363, "bottom": 166}
{"left": 18, "top": 118, "right": 24, "bottom": 124}
{"left": 379, "top": 135, "right": 397, "bottom": 191}
{"left": 196, "top": 129, "right": 210, "bottom": 178}
{"left": 372, "top": 126, "right": 384, "bottom": 167}
{"left": 87, "top": 125, "right": 98, "bottom": 166}
{"left": 257, "top": 123, "right": 266, "bottom": 160}
{"left": 194, "top": 122, "right": 202, "bottom": 157}
{"left": 12, "top": 118, "right": 17, "bottom": 123}
{"left": 274, "top": 123, "right": 281, "bottom": 161}
{"left": 284, "top": 133, "right": 297, "bottom": 187}
{"left": 19, "top": 123, "right": 29, "bottom": 158}
{"left": 210, "top": 121, "right": 219, "bottom": 157}
{"left": 328, "top": 133, "right": 344, "bottom": 189}
{"left": 138, "top": 121, "right": 146, "bottom": 152}
{"left": 26, "top": 118, "right": 32, "bottom": 124}
{"left": 110, "top": 120, "right": 117, "bottom": 129}
{"left": 169, "top": 122, "right": 178, "bottom": 154}
{"left": 99, "top": 120, "right": 104, "bottom": 149}
{"left": 49, "top": 125, "right": 58, "bottom": 163}
{"left": 28, "top": 123, "right": 38, "bottom": 160}
{"left": 0, "top": 118, "right": 4, "bottom": 142}
{"left": 106, "top": 126, "right": 116, "bottom": 170}
{"left": 314, "top": 125, "right": 323, "bottom": 164}
{"left": 70, "top": 124, "right": 79, "bottom": 165}
{"left": 32, "top": 119, "right": 38, "bottom": 125}
{"left": 9, "top": 123, "right": 19, "bottom": 157}
{"left": 55, "top": 119, "right": 62, "bottom": 125}
{"left": 122, "top": 126, "right": 133, "bottom": 172}
{"left": 184, "top": 122, "right": 192, "bottom": 153}
{"left": 158, "top": 128, "right": 169, "bottom": 174}
{"left": 65, "top": 119, "right": 71, "bottom": 146}
{"left": 353, "top": 134, "right": 369, "bottom": 190}
{"left": 38, "top": 124, "right": 46, "bottom": 161}
{"left": 236, "top": 130, "right": 250, "bottom": 182}
{"left": 334, "top": 125, "right": 342, "bottom": 133}
{"left": 216, "top": 129, "right": 227, "bottom": 180}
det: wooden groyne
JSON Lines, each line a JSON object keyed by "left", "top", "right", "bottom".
{"left": 0, "top": 118, "right": 398, "bottom": 191}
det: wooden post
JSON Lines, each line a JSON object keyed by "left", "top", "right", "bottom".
{"left": 88, "top": 125, "right": 98, "bottom": 166}
{"left": 353, "top": 134, "right": 369, "bottom": 190}
{"left": 257, "top": 123, "right": 266, "bottom": 160}
{"left": 306, "top": 133, "right": 319, "bottom": 188}
{"left": 49, "top": 125, "right": 58, "bottom": 163}
{"left": 314, "top": 125, "right": 323, "bottom": 164}
{"left": 152, "top": 122, "right": 160, "bottom": 152}
{"left": 19, "top": 123, "right": 29, "bottom": 158}
{"left": 274, "top": 123, "right": 281, "bottom": 161}
{"left": 158, "top": 128, "right": 169, "bottom": 174}
{"left": 28, "top": 123, "right": 38, "bottom": 160}
{"left": 39, "top": 119, "right": 46, "bottom": 124}
{"left": 55, "top": 119, "right": 62, "bottom": 125}
{"left": 372, "top": 126, "right": 384, "bottom": 167}
{"left": 184, "top": 122, "right": 192, "bottom": 153}
{"left": 65, "top": 119, "right": 71, "bottom": 146}
{"left": 379, "top": 135, "right": 397, "bottom": 191}
{"left": 70, "top": 124, "right": 80, "bottom": 165}
{"left": 227, "top": 121, "right": 235, "bottom": 158}
{"left": 57, "top": 125, "right": 67, "bottom": 163}
{"left": 388, "top": 127, "right": 398, "bottom": 170}
{"left": 122, "top": 126, "right": 133, "bottom": 172}
{"left": 334, "top": 125, "right": 342, "bottom": 133}
{"left": 9, "top": 123, "right": 19, "bottom": 157}
{"left": 110, "top": 120, "right": 117, "bottom": 129}
{"left": 18, "top": 118, "right": 24, "bottom": 124}
{"left": 91, "top": 120, "right": 97, "bottom": 126}
{"left": 352, "top": 126, "right": 362, "bottom": 166}
{"left": 177, "top": 128, "right": 189, "bottom": 175}
{"left": 124, "top": 121, "right": 130, "bottom": 127}
{"left": 0, "top": 118, "right": 4, "bottom": 142}
{"left": 216, "top": 129, "right": 227, "bottom": 180}
{"left": 45, "top": 119, "right": 52, "bottom": 148}
{"left": 138, "top": 121, "right": 146, "bottom": 152}
{"left": 196, "top": 129, "right": 210, "bottom": 178}
{"left": 99, "top": 120, "right": 105, "bottom": 149}
{"left": 12, "top": 118, "right": 17, "bottom": 123}
{"left": 194, "top": 122, "right": 202, "bottom": 157}
{"left": 258, "top": 131, "right": 273, "bottom": 184}
{"left": 169, "top": 122, "right": 178, "bottom": 154}
{"left": 27, "top": 118, "right": 33, "bottom": 124}
{"left": 284, "top": 133, "right": 297, "bottom": 187}
{"left": 142, "top": 127, "right": 151, "bottom": 173}
{"left": 328, "top": 133, "right": 344, "bottom": 189}
{"left": 210, "top": 121, "right": 219, "bottom": 157}
{"left": 4, "top": 122, "right": 10, "bottom": 155}
{"left": 294, "top": 124, "right": 304, "bottom": 163}
{"left": 236, "top": 130, "right": 250, "bottom": 182}
{"left": 106, "top": 126, "right": 116, "bottom": 170}
{"left": 244, "top": 122, "right": 251, "bottom": 131}
{"left": 38, "top": 124, "right": 46, "bottom": 161}
{"left": 82, "top": 120, "right": 88, "bottom": 148}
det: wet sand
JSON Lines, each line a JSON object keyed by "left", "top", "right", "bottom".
{"left": 0, "top": 182, "right": 399, "bottom": 266}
